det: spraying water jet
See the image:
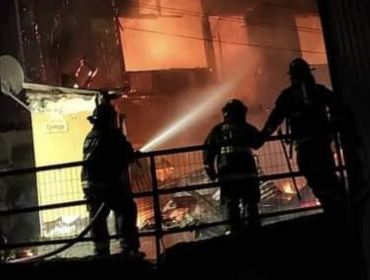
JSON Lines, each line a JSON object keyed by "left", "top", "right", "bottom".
{"left": 140, "top": 74, "right": 244, "bottom": 152}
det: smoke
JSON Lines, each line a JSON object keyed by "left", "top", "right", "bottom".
{"left": 140, "top": 43, "right": 262, "bottom": 151}
{"left": 139, "top": 11, "right": 264, "bottom": 151}
{"left": 210, "top": 15, "right": 262, "bottom": 105}
{"left": 140, "top": 73, "right": 244, "bottom": 152}
{"left": 17, "top": 0, "right": 328, "bottom": 150}
{"left": 120, "top": 0, "right": 207, "bottom": 71}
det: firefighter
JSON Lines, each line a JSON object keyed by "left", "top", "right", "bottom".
{"left": 81, "top": 97, "right": 141, "bottom": 257}
{"left": 203, "top": 99, "right": 262, "bottom": 235}
{"left": 260, "top": 58, "right": 346, "bottom": 221}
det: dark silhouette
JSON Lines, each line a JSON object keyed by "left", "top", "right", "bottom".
{"left": 203, "top": 99, "right": 262, "bottom": 234}
{"left": 260, "top": 58, "right": 346, "bottom": 222}
{"left": 81, "top": 93, "right": 141, "bottom": 257}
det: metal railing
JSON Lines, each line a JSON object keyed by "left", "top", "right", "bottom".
{"left": 0, "top": 135, "right": 346, "bottom": 261}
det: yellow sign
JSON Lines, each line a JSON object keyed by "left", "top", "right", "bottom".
{"left": 45, "top": 120, "right": 68, "bottom": 134}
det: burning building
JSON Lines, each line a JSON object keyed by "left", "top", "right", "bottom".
{"left": 1, "top": 0, "right": 331, "bottom": 258}
{"left": 5, "top": 0, "right": 331, "bottom": 150}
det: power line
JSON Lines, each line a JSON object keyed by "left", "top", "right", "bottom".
{"left": 126, "top": 1, "right": 322, "bottom": 34}
{"left": 244, "top": 18, "right": 321, "bottom": 34}
{"left": 128, "top": 0, "right": 320, "bottom": 17}
{"left": 120, "top": 25, "right": 326, "bottom": 55}
{"left": 246, "top": 0, "right": 320, "bottom": 15}
{"left": 125, "top": 0, "right": 322, "bottom": 34}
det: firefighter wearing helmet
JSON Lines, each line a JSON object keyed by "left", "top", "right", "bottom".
{"left": 203, "top": 99, "right": 262, "bottom": 234}
{"left": 260, "top": 58, "right": 346, "bottom": 222}
{"left": 81, "top": 92, "right": 142, "bottom": 258}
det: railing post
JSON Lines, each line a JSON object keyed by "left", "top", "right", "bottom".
{"left": 0, "top": 226, "right": 5, "bottom": 264}
{"left": 333, "top": 133, "right": 347, "bottom": 190}
{"left": 149, "top": 155, "right": 163, "bottom": 262}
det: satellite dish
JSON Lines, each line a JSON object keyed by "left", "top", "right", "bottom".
{"left": 0, "top": 55, "right": 24, "bottom": 96}
{"left": 0, "top": 55, "right": 30, "bottom": 112}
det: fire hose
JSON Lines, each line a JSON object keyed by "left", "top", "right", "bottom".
{"left": 5, "top": 203, "right": 106, "bottom": 264}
